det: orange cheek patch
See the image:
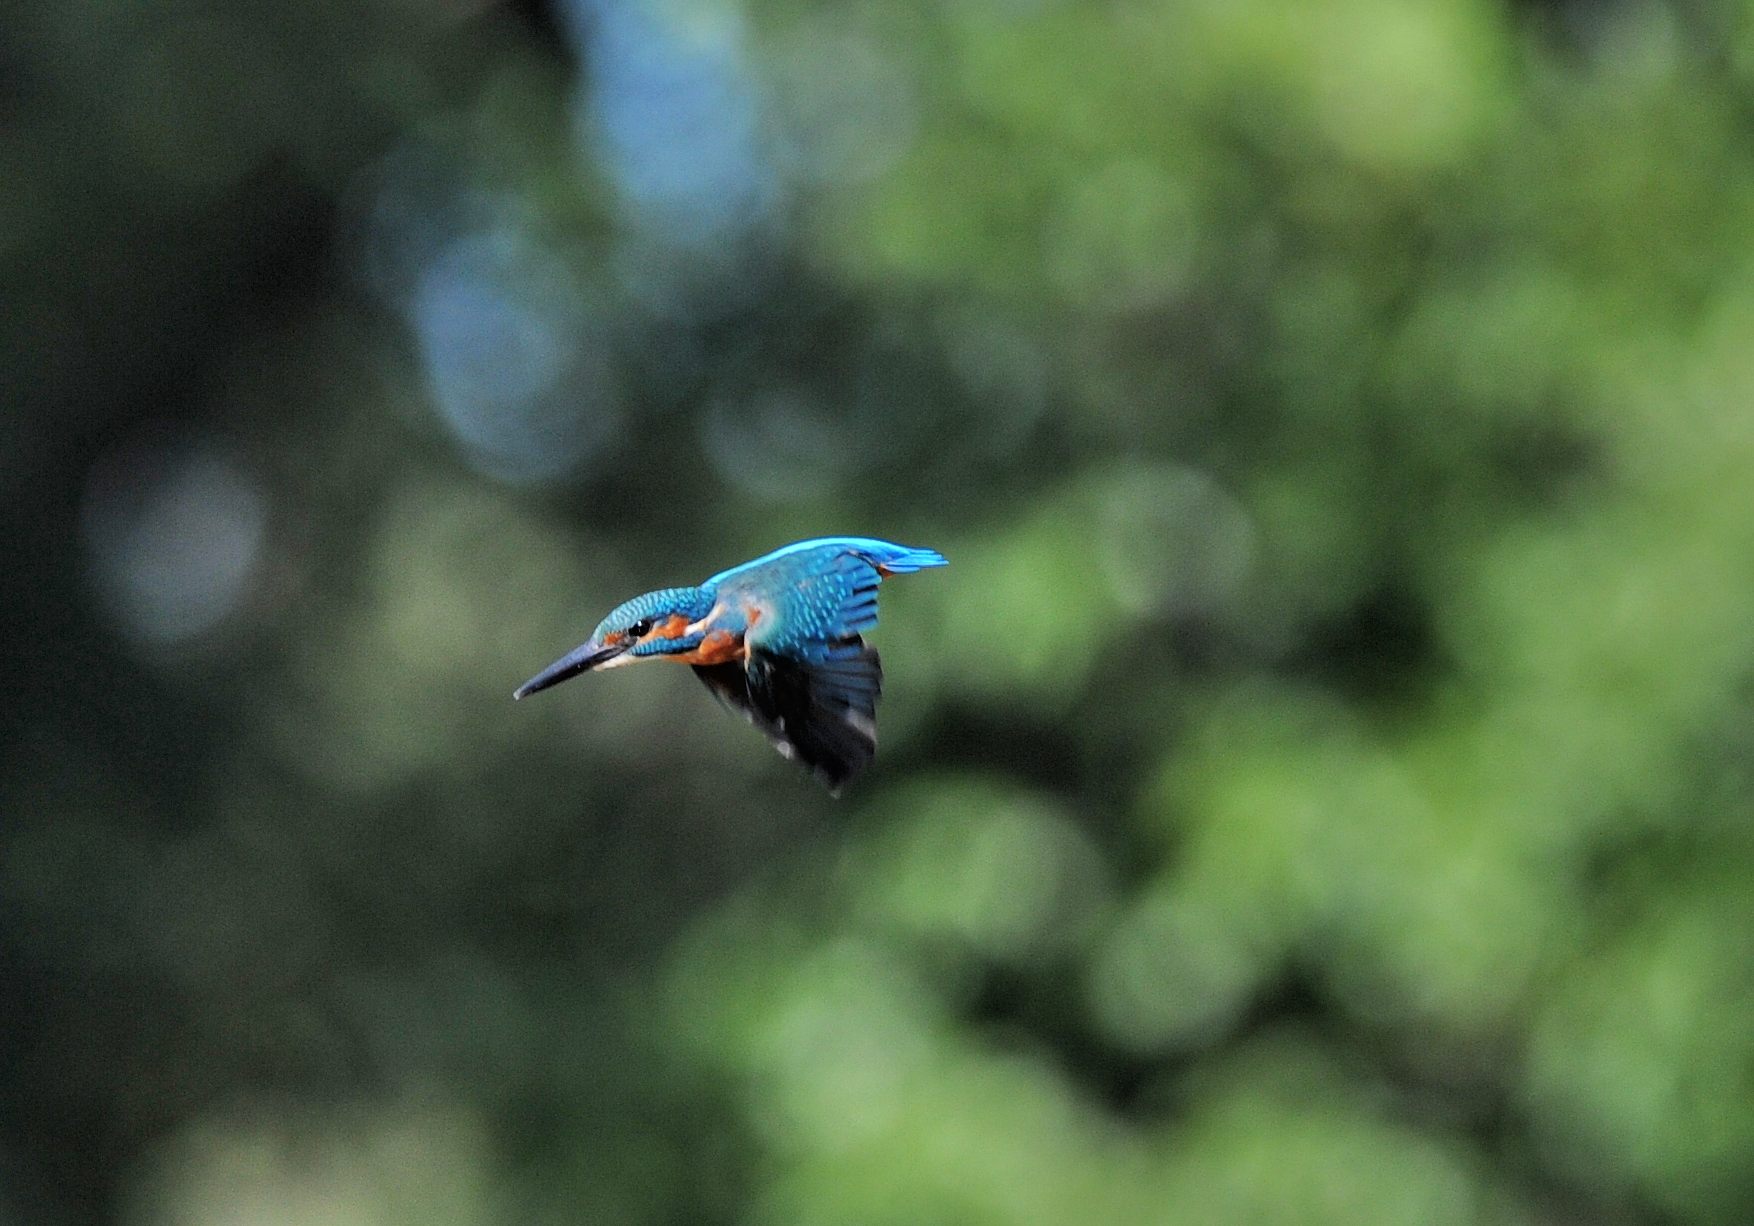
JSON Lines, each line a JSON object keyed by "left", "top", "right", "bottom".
{"left": 630, "top": 614, "right": 693, "bottom": 650}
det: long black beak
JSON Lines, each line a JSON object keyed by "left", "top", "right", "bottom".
{"left": 513, "top": 638, "right": 627, "bottom": 700}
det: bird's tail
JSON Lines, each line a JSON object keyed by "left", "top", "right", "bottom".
{"left": 861, "top": 544, "right": 948, "bottom": 574}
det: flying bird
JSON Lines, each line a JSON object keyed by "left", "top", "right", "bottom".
{"left": 515, "top": 537, "right": 947, "bottom": 793}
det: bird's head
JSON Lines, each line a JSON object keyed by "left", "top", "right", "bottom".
{"left": 514, "top": 586, "right": 715, "bottom": 699}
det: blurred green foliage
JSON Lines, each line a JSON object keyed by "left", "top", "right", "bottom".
{"left": 7, "top": 0, "right": 1754, "bottom": 1222}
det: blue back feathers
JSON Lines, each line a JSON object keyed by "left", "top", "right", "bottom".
{"left": 703, "top": 538, "right": 948, "bottom": 586}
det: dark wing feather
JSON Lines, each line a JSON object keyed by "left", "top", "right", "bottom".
{"left": 692, "top": 637, "right": 882, "bottom": 795}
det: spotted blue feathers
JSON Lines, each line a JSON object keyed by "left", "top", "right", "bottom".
{"left": 707, "top": 538, "right": 947, "bottom": 659}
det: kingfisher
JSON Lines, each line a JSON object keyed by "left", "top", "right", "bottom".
{"left": 515, "top": 537, "right": 947, "bottom": 793}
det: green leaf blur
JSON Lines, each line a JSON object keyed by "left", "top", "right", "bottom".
{"left": 7, "top": 0, "right": 1754, "bottom": 1223}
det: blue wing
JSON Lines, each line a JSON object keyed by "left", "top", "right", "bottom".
{"left": 709, "top": 538, "right": 946, "bottom": 658}
{"left": 692, "top": 538, "right": 942, "bottom": 793}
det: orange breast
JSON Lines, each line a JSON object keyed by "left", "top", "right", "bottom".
{"left": 671, "top": 628, "right": 744, "bottom": 666}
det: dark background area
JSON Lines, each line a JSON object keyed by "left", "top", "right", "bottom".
{"left": 7, "top": 0, "right": 1754, "bottom": 1222}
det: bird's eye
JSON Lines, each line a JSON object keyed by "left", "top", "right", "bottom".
{"left": 626, "top": 618, "right": 654, "bottom": 638}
